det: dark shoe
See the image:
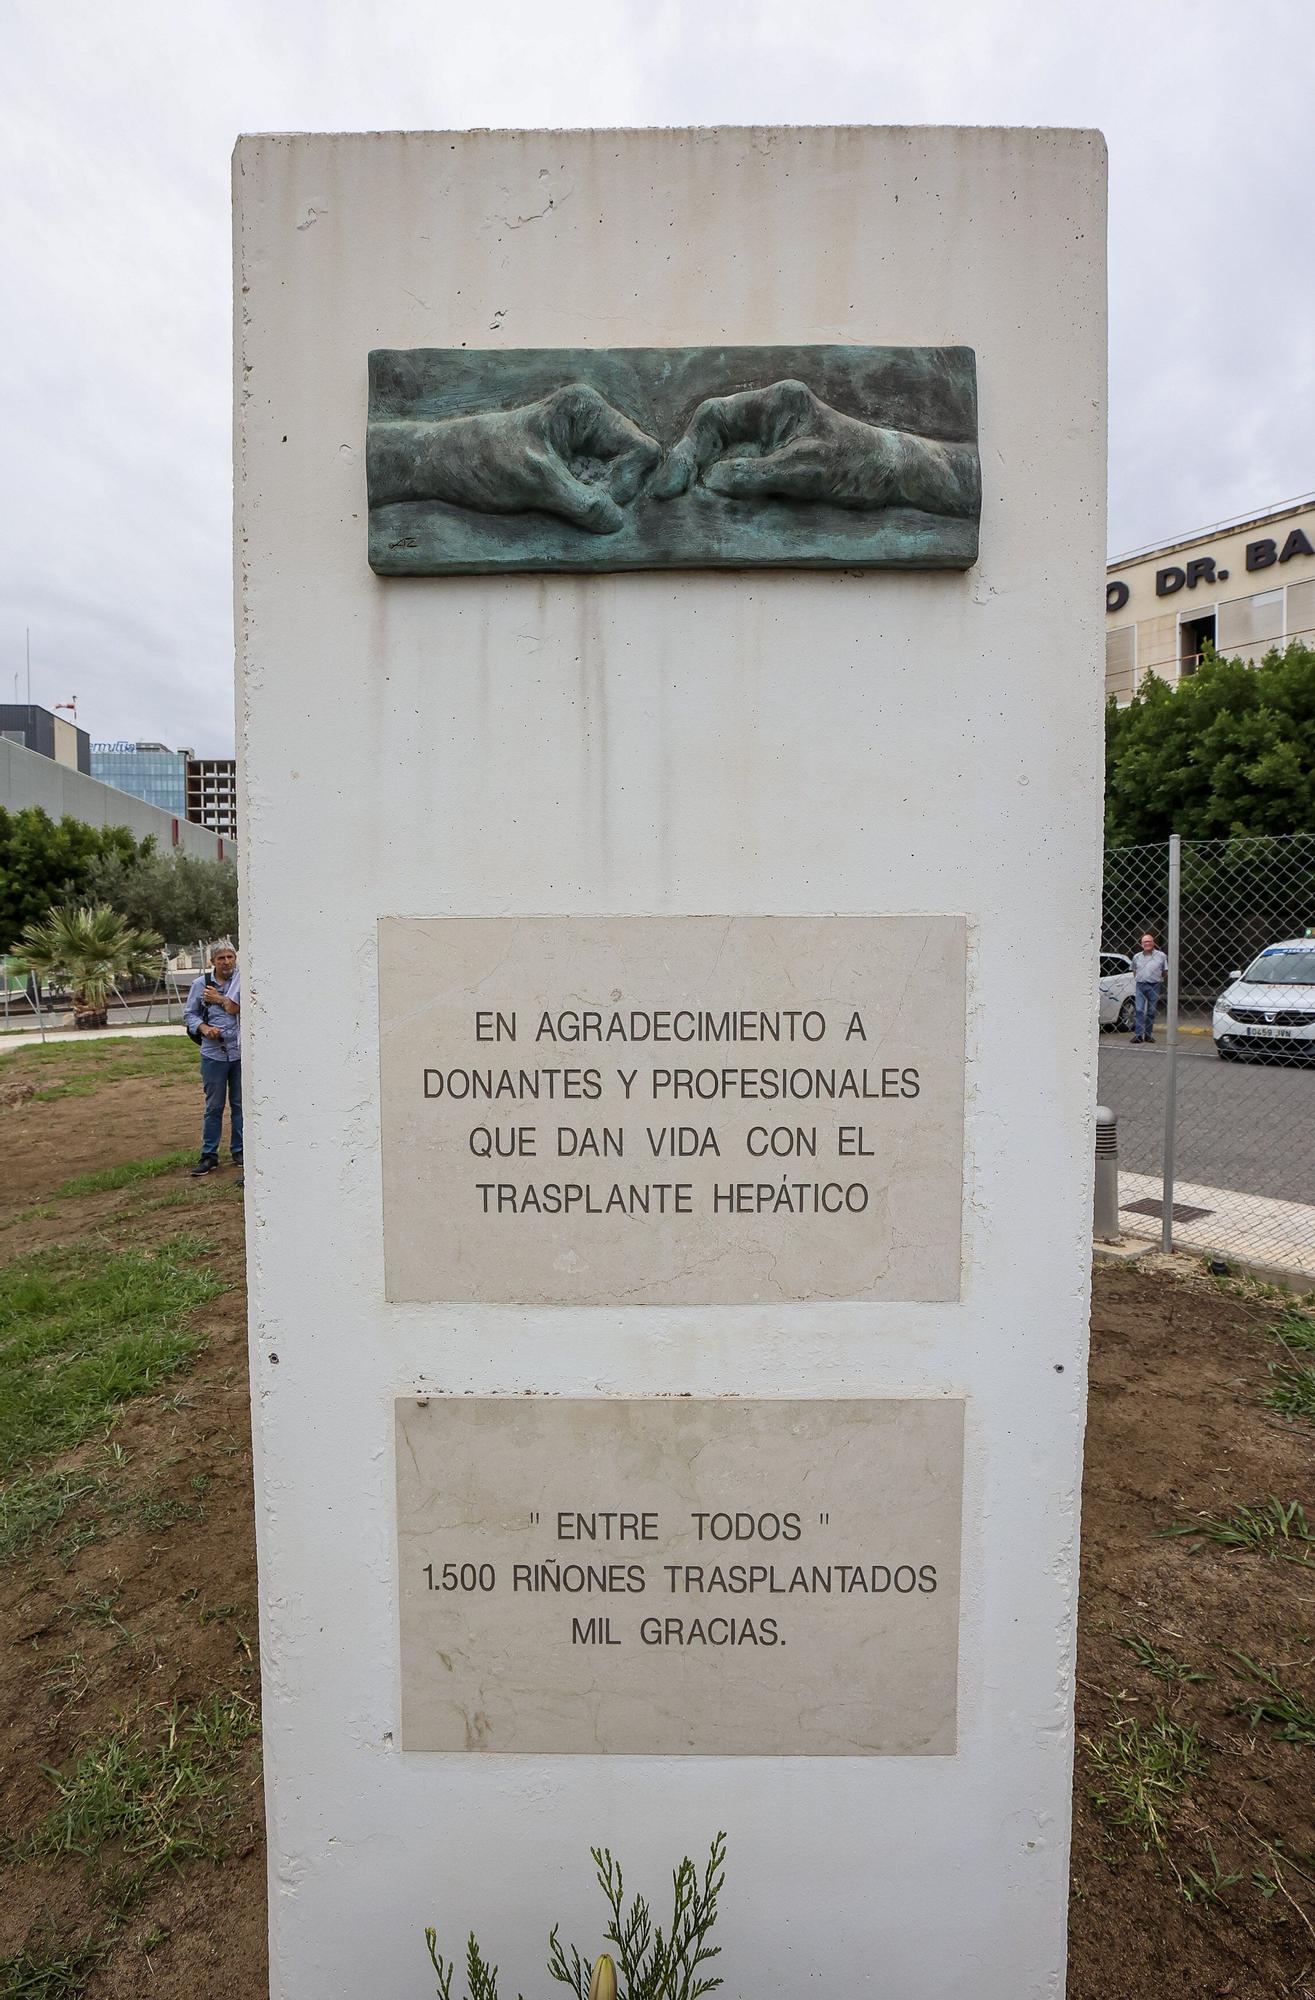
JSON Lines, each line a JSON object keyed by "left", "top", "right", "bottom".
{"left": 230, "top": 1157, "right": 243, "bottom": 1167}
{"left": 190, "top": 1159, "right": 218, "bottom": 1178}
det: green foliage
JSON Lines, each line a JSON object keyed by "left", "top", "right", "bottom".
{"left": 1258, "top": 1311, "right": 1315, "bottom": 1421}
{"left": 1228, "top": 1654, "right": 1315, "bottom": 1747}
{"left": 555, "top": 1837, "right": 725, "bottom": 2000}
{"left": 1178, "top": 1842, "right": 1243, "bottom": 1906}
{"left": 0, "top": 1235, "right": 222, "bottom": 1472}
{"left": 0, "top": 1468, "right": 105, "bottom": 1562}
{"left": 426, "top": 1934, "right": 518, "bottom": 2000}
{"left": 1265, "top": 1357, "right": 1315, "bottom": 1421}
{"left": 0, "top": 1928, "right": 108, "bottom": 1997}
{"left": 45, "top": 1151, "right": 194, "bottom": 1201}
{"left": 1271, "top": 1309, "right": 1315, "bottom": 1353}
{"left": 1086, "top": 1710, "right": 1206, "bottom": 1850}
{"left": 1117, "top": 1632, "right": 1209, "bottom": 1685}
{"left": 428, "top": 1836, "right": 728, "bottom": 2000}
{"left": 25, "top": 1693, "right": 259, "bottom": 1885}
{"left": 16, "top": 904, "right": 164, "bottom": 1021}
{"left": 1105, "top": 641, "right": 1315, "bottom": 844}
{"left": 0, "top": 807, "right": 150, "bottom": 951}
{"left": 83, "top": 847, "right": 238, "bottom": 955}
{"left": 1162, "top": 1496, "right": 1314, "bottom": 1561}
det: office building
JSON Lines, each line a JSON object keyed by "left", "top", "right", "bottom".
{"left": 90, "top": 740, "right": 189, "bottom": 815}
{"left": 1, "top": 703, "right": 91, "bottom": 773}
{"left": 186, "top": 757, "right": 238, "bottom": 840}
{"left": 1106, "top": 495, "right": 1315, "bottom": 703}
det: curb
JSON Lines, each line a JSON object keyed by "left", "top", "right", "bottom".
{"left": 1094, "top": 1237, "right": 1314, "bottom": 1295}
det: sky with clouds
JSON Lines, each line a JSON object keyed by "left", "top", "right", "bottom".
{"left": 1, "top": 0, "right": 1312, "bottom": 753}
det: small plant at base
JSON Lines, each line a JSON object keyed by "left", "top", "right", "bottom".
{"left": 1117, "top": 1632, "right": 1209, "bottom": 1685}
{"left": 426, "top": 1932, "right": 516, "bottom": 2000}
{"left": 25, "top": 1692, "right": 259, "bottom": 1885}
{"left": 1085, "top": 1710, "right": 1205, "bottom": 1851}
{"left": 0, "top": 1926, "right": 108, "bottom": 1997}
{"left": 1265, "top": 1355, "right": 1315, "bottom": 1422}
{"left": 1180, "top": 1840, "right": 1243, "bottom": 1906}
{"left": 1162, "top": 1496, "right": 1314, "bottom": 1561}
{"left": 1228, "top": 1653, "right": 1315, "bottom": 1747}
{"left": 1272, "top": 1309, "right": 1315, "bottom": 1354}
{"left": 426, "top": 1835, "right": 727, "bottom": 2000}
{"left": 552, "top": 1833, "right": 726, "bottom": 2000}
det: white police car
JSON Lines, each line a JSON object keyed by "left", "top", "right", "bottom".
{"left": 1213, "top": 938, "right": 1315, "bottom": 1061}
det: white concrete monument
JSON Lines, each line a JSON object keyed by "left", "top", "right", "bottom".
{"left": 236, "top": 126, "right": 1106, "bottom": 1999}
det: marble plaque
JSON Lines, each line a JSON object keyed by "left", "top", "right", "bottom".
{"left": 396, "top": 1396, "right": 964, "bottom": 1755}
{"left": 378, "top": 914, "right": 966, "bottom": 1305}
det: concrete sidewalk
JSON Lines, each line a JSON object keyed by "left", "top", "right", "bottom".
{"left": 0, "top": 1022, "right": 183, "bottom": 1054}
{"left": 1117, "top": 1168, "right": 1315, "bottom": 1281}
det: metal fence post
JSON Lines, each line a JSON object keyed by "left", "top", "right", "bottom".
{"left": 1161, "top": 833, "right": 1181, "bottom": 1253}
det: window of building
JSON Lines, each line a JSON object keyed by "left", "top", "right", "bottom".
{"left": 1286, "top": 577, "right": 1315, "bottom": 650}
{"left": 1217, "top": 588, "right": 1284, "bottom": 664}
{"left": 1179, "top": 610, "right": 1215, "bottom": 677}
{"left": 1105, "top": 626, "right": 1136, "bottom": 701}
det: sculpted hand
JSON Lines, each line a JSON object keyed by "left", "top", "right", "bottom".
{"left": 650, "top": 379, "right": 980, "bottom": 519}
{"left": 368, "top": 384, "right": 662, "bottom": 535}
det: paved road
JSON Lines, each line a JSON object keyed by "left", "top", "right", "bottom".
{"left": 0, "top": 998, "right": 184, "bottom": 1037}
{"left": 1097, "top": 1026, "right": 1315, "bottom": 1206}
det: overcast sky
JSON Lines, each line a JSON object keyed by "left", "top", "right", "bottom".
{"left": 2, "top": 0, "right": 1312, "bottom": 754}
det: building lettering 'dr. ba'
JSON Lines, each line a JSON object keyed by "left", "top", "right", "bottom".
{"left": 1105, "top": 494, "right": 1315, "bottom": 702}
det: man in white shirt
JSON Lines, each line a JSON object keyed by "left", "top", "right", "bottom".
{"left": 1131, "top": 932, "right": 1168, "bottom": 1044}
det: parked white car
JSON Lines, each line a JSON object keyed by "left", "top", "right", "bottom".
{"left": 1213, "top": 938, "right": 1315, "bottom": 1061}
{"left": 1098, "top": 953, "right": 1136, "bottom": 1032}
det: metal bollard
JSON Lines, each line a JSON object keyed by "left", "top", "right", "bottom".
{"left": 1094, "top": 1104, "right": 1119, "bottom": 1242}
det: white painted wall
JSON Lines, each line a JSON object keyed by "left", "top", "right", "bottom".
{"left": 236, "top": 127, "right": 1106, "bottom": 2000}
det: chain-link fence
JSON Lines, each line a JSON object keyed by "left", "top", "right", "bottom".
{"left": 1100, "top": 833, "right": 1315, "bottom": 1279}
{"left": 0, "top": 943, "right": 223, "bottom": 1040}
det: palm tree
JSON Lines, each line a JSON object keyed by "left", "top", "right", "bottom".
{"left": 17, "top": 903, "right": 165, "bottom": 1031}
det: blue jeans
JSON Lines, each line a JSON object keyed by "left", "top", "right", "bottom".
{"left": 201, "top": 1057, "right": 243, "bottom": 1162}
{"left": 1134, "top": 982, "right": 1161, "bottom": 1039}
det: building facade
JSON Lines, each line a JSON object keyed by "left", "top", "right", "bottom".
{"left": 0, "top": 704, "right": 91, "bottom": 774}
{"left": 1, "top": 735, "right": 231, "bottom": 861}
{"left": 89, "top": 740, "right": 189, "bottom": 814}
{"left": 185, "top": 757, "right": 238, "bottom": 839}
{"left": 1106, "top": 495, "right": 1315, "bottom": 703}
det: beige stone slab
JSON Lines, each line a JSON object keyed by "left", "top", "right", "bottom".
{"left": 378, "top": 915, "right": 966, "bottom": 1303}
{"left": 396, "top": 1396, "right": 963, "bottom": 1755}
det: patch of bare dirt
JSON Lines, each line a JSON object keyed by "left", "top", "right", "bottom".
{"left": 2, "top": 1067, "right": 1312, "bottom": 1997}
{"left": 1069, "top": 1264, "right": 1315, "bottom": 2000}
{"left": 0, "top": 1067, "right": 197, "bottom": 1210}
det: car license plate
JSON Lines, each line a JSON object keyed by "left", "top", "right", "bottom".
{"left": 1245, "top": 1024, "right": 1300, "bottom": 1040}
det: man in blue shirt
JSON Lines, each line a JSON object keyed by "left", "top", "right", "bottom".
{"left": 185, "top": 944, "right": 243, "bottom": 1178}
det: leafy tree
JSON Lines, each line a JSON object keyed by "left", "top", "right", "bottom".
{"left": 1105, "top": 641, "right": 1315, "bottom": 845}
{"left": 17, "top": 903, "right": 165, "bottom": 1029}
{"left": 83, "top": 847, "right": 238, "bottom": 954}
{"left": 0, "top": 807, "right": 150, "bottom": 950}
